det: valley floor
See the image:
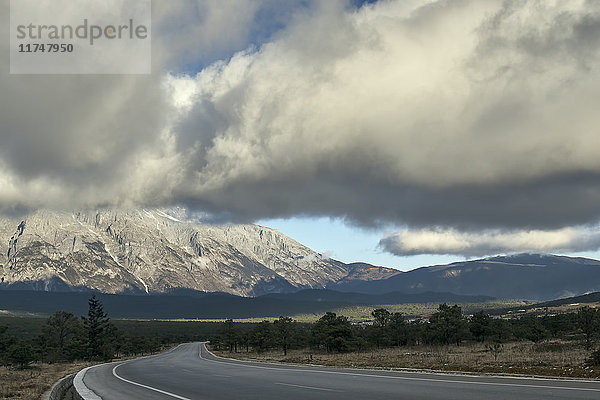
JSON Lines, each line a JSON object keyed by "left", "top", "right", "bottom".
{"left": 213, "top": 340, "right": 600, "bottom": 379}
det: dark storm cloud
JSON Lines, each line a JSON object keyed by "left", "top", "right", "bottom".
{"left": 165, "top": 1, "right": 600, "bottom": 230}
{"left": 3, "top": 0, "right": 600, "bottom": 257}
{"left": 175, "top": 165, "right": 600, "bottom": 230}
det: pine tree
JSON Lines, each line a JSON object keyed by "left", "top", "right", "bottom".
{"left": 42, "top": 311, "right": 84, "bottom": 361}
{"left": 7, "top": 341, "right": 35, "bottom": 369}
{"left": 311, "top": 312, "right": 354, "bottom": 353}
{"left": 251, "top": 320, "right": 275, "bottom": 353}
{"left": 578, "top": 306, "right": 598, "bottom": 350}
{"left": 273, "top": 316, "right": 294, "bottom": 355}
{"left": 429, "top": 303, "right": 468, "bottom": 346}
{"left": 222, "top": 319, "right": 239, "bottom": 352}
{"left": 84, "top": 295, "right": 110, "bottom": 359}
{"left": 470, "top": 311, "right": 492, "bottom": 342}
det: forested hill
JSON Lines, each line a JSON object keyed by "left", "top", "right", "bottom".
{"left": 0, "top": 289, "right": 492, "bottom": 319}
{"left": 329, "top": 254, "right": 600, "bottom": 301}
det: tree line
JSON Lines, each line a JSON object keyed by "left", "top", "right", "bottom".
{"left": 210, "top": 304, "right": 600, "bottom": 362}
{"left": 2, "top": 300, "right": 598, "bottom": 369}
{"left": 0, "top": 295, "right": 162, "bottom": 368}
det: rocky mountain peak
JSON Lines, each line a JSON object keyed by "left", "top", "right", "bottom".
{"left": 0, "top": 209, "right": 397, "bottom": 296}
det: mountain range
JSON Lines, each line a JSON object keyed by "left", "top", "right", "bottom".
{"left": 330, "top": 254, "right": 600, "bottom": 301}
{"left": 1, "top": 209, "right": 600, "bottom": 302}
{"left": 0, "top": 209, "right": 396, "bottom": 296}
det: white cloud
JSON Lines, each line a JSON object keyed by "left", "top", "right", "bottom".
{"left": 379, "top": 227, "right": 600, "bottom": 258}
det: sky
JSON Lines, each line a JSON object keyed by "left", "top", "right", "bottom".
{"left": 257, "top": 216, "right": 463, "bottom": 270}
{"left": 3, "top": 0, "right": 600, "bottom": 271}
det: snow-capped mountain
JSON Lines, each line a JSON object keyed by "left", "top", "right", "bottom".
{"left": 0, "top": 209, "right": 397, "bottom": 296}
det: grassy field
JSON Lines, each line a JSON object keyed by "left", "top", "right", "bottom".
{"left": 213, "top": 340, "right": 600, "bottom": 379}
{"left": 1, "top": 300, "right": 525, "bottom": 325}
{"left": 153, "top": 300, "right": 526, "bottom": 323}
{"left": 497, "top": 301, "right": 600, "bottom": 319}
{"left": 290, "top": 300, "right": 526, "bottom": 322}
{"left": 0, "top": 310, "right": 45, "bottom": 318}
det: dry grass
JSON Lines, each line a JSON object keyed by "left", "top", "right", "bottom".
{"left": 0, "top": 361, "right": 94, "bottom": 400}
{"left": 0, "top": 346, "right": 172, "bottom": 400}
{"left": 214, "top": 340, "right": 600, "bottom": 379}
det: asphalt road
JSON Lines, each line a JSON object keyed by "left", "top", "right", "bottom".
{"left": 76, "top": 342, "right": 600, "bottom": 400}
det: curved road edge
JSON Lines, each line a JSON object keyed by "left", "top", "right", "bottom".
{"left": 73, "top": 344, "right": 186, "bottom": 400}
{"left": 74, "top": 365, "right": 107, "bottom": 400}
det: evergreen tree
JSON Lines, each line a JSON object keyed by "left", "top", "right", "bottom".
{"left": 469, "top": 311, "right": 492, "bottom": 342}
{"left": 42, "top": 311, "right": 84, "bottom": 362}
{"left": 388, "top": 312, "right": 408, "bottom": 346}
{"left": 0, "top": 326, "right": 16, "bottom": 365}
{"left": 273, "top": 316, "right": 294, "bottom": 356}
{"left": 251, "top": 320, "right": 275, "bottom": 352}
{"left": 222, "top": 319, "right": 239, "bottom": 352}
{"left": 519, "top": 316, "right": 547, "bottom": 343}
{"left": 84, "top": 295, "right": 111, "bottom": 359}
{"left": 368, "top": 308, "right": 394, "bottom": 348}
{"left": 578, "top": 306, "right": 598, "bottom": 350}
{"left": 7, "top": 341, "right": 35, "bottom": 369}
{"left": 488, "top": 318, "right": 512, "bottom": 342}
{"left": 429, "top": 304, "right": 468, "bottom": 346}
{"left": 372, "top": 309, "right": 392, "bottom": 327}
{"left": 311, "top": 312, "right": 354, "bottom": 353}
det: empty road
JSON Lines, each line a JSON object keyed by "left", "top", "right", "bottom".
{"left": 75, "top": 342, "right": 600, "bottom": 400}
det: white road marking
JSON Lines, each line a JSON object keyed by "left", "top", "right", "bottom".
{"left": 275, "top": 382, "right": 340, "bottom": 392}
{"left": 199, "top": 343, "right": 600, "bottom": 393}
{"left": 112, "top": 363, "right": 192, "bottom": 400}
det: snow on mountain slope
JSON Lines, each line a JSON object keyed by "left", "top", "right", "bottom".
{"left": 0, "top": 209, "right": 396, "bottom": 296}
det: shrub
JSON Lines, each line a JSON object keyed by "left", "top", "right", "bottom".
{"left": 586, "top": 349, "right": 600, "bottom": 366}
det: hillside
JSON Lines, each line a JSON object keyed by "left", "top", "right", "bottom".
{"left": 329, "top": 254, "right": 600, "bottom": 301}
{"left": 0, "top": 290, "right": 348, "bottom": 319}
{"left": 535, "top": 291, "right": 600, "bottom": 308}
